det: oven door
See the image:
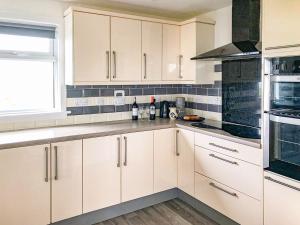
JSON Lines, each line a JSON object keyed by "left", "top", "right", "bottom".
{"left": 270, "top": 76, "right": 300, "bottom": 109}
{"left": 266, "top": 114, "right": 300, "bottom": 180}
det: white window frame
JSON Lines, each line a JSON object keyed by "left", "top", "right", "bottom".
{"left": 0, "top": 21, "right": 67, "bottom": 122}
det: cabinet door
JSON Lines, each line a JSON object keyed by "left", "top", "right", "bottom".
{"left": 263, "top": 0, "right": 300, "bottom": 50}
{"left": 142, "top": 21, "right": 162, "bottom": 81}
{"left": 154, "top": 128, "right": 177, "bottom": 192}
{"left": 0, "top": 145, "right": 50, "bottom": 225}
{"left": 83, "top": 135, "right": 121, "bottom": 213}
{"left": 51, "top": 140, "right": 82, "bottom": 223}
{"left": 111, "top": 17, "right": 141, "bottom": 81}
{"left": 122, "top": 131, "right": 154, "bottom": 202}
{"left": 264, "top": 172, "right": 300, "bottom": 225}
{"left": 162, "top": 24, "right": 181, "bottom": 81}
{"left": 73, "top": 11, "right": 110, "bottom": 82}
{"left": 177, "top": 129, "right": 195, "bottom": 196}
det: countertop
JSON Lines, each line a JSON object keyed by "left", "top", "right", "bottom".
{"left": 0, "top": 119, "right": 261, "bottom": 150}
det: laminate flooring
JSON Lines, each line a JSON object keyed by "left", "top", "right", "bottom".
{"left": 95, "top": 199, "right": 220, "bottom": 225}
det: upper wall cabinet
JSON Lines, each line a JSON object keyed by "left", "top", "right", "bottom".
{"left": 263, "top": 0, "right": 300, "bottom": 54}
{"left": 162, "top": 24, "right": 181, "bottom": 81}
{"left": 111, "top": 17, "right": 142, "bottom": 82}
{"left": 180, "top": 22, "right": 215, "bottom": 81}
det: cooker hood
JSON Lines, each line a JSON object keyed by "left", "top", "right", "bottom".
{"left": 192, "top": 0, "right": 261, "bottom": 61}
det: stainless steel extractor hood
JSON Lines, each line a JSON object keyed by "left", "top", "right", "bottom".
{"left": 192, "top": 0, "right": 261, "bottom": 61}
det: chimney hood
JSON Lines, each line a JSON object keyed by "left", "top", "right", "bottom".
{"left": 192, "top": 0, "right": 261, "bottom": 61}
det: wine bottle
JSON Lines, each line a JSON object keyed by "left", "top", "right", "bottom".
{"left": 149, "top": 96, "right": 156, "bottom": 120}
{"left": 132, "top": 97, "right": 139, "bottom": 120}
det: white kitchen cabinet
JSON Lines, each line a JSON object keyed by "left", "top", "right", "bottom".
{"left": 263, "top": 0, "right": 300, "bottom": 52}
{"left": 142, "top": 21, "right": 162, "bottom": 81}
{"left": 111, "top": 17, "right": 142, "bottom": 82}
{"left": 177, "top": 128, "right": 195, "bottom": 196}
{"left": 65, "top": 11, "right": 111, "bottom": 84}
{"left": 162, "top": 24, "right": 181, "bottom": 81}
{"left": 51, "top": 140, "right": 82, "bottom": 223}
{"left": 180, "top": 22, "right": 214, "bottom": 81}
{"left": 0, "top": 145, "right": 50, "bottom": 225}
{"left": 122, "top": 131, "right": 154, "bottom": 202}
{"left": 83, "top": 135, "right": 121, "bottom": 213}
{"left": 264, "top": 171, "right": 300, "bottom": 225}
{"left": 154, "top": 128, "right": 177, "bottom": 192}
{"left": 195, "top": 173, "right": 263, "bottom": 225}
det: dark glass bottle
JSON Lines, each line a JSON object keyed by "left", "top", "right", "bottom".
{"left": 149, "top": 96, "right": 156, "bottom": 120}
{"left": 132, "top": 97, "right": 139, "bottom": 120}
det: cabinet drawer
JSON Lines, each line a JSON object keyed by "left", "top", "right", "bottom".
{"left": 195, "top": 146, "right": 262, "bottom": 200}
{"left": 195, "top": 132, "right": 261, "bottom": 165}
{"left": 195, "top": 173, "right": 263, "bottom": 225}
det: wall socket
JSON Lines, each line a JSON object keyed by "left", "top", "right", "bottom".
{"left": 114, "top": 90, "right": 125, "bottom": 106}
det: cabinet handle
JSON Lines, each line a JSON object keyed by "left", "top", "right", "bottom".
{"left": 123, "top": 136, "right": 128, "bottom": 166}
{"left": 144, "top": 53, "right": 147, "bottom": 79}
{"left": 265, "top": 176, "right": 300, "bottom": 192}
{"left": 106, "top": 51, "right": 110, "bottom": 79}
{"left": 209, "top": 182, "right": 238, "bottom": 198}
{"left": 54, "top": 146, "right": 58, "bottom": 180}
{"left": 209, "top": 153, "right": 238, "bottom": 165}
{"left": 179, "top": 55, "right": 183, "bottom": 79}
{"left": 45, "top": 146, "right": 49, "bottom": 182}
{"left": 117, "top": 137, "right": 121, "bottom": 168}
{"left": 176, "top": 130, "right": 180, "bottom": 156}
{"left": 112, "top": 51, "right": 116, "bottom": 79}
{"left": 265, "top": 44, "right": 300, "bottom": 51}
{"left": 209, "top": 143, "right": 238, "bottom": 153}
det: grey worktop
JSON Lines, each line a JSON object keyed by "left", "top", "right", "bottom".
{"left": 0, "top": 119, "right": 261, "bottom": 150}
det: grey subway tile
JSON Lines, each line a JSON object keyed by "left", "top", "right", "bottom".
{"left": 197, "top": 88, "right": 207, "bottom": 95}
{"left": 74, "top": 85, "right": 92, "bottom": 89}
{"left": 155, "top": 88, "right": 167, "bottom": 95}
{"left": 116, "top": 104, "right": 130, "bottom": 112}
{"left": 109, "top": 85, "right": 123, "bottom": 88}
{"left": 130, "top": 88, "right": 143, "bottom": 96}
{"left": 202, "top": 84, "right": 213, "bottom": 88}
{"left": 207, "top": 88, "right": 219, "bottom": 96}
{"left": 92, "top": 85, "right": 107, "bottom": 88}
{"left": 67, "top": 107, "right": 83, "bottom": 115}
{"left": 214, "top": 80, "right": 222, "bottom": 88}
{"left": 167, "top": 88, "right": 178, "bottom": 94}
{"left": 83, "top": 106, "right": 99, "bottom": 114}
{"left": 67, "top": 89, "right": 83, "bottom": 98}
{"left": 143, "top": 88, "right": 155, "bottom": 95}
{"left": 122, "top": 85, "right": 137, "bottom": 88}
{"left": 197, "top": 103, "right": 208, "bottom": 111}
{"left": 100, "top": 88, "right": 114, "bottom": 97}
{"left": 214, "top": 64, "right": 222, "bottom": 72}
{"left": 207, "top": 104, "right": 220, "bottom": 112}
{"left": 100, "top": 105, "right": 115, "bottom": 113}
{"left": 188, "top": 88, "right": 197, "bottom": 95}
{"left": 83, "top": 89, "right": 99, "bottom": 97}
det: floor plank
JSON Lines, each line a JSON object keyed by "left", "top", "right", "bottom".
{"left": 95, "top": 199, "right": 219, "bottom": 225}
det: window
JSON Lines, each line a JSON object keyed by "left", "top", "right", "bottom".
{"left": 0, "top": 22, "right": 62, "bottom": 118}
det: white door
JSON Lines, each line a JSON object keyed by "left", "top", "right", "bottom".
{"left": 177, "top": 129, "right": 195, "bottom": 196}
{"left": 122, "top": 131, "right": 154, "bottom": 202}
{"left": 154, "top": 128, "right": 177, "bottom": 192}
{"left": 263, "top": 0, "right": 300, "bottom": 50}
{"left": 264, "top": 171, "right": 300, "bottom": 225}
{"left": 111, "top": 17, "right": 141, "bottom": 81}
{"left": 0, "top": 145, "right": 50, "bottom": 225}
{"left": 83, "top": 135, "right": 121, "bottom": 213}
{"left": 142, "top": 21, "right": 162, "bottom": 81}
{"left": 73, "top": 11, "right": 110, "bottom": 82}
{"left": 162, "top": 24, "right": 181, "bottom": 81}
{"left": 51, "top": 140, "right": 82, "bottom": 223}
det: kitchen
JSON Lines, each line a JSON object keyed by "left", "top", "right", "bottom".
{"left": 0, "top": 0, "right": 299, "bottom": 225}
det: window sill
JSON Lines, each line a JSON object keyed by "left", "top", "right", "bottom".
{"left": 0, "top": 111, "right": 70, "bottom": 123}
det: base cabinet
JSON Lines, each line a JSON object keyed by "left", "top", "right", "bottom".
{"left": 0, "top": 145, "right": 50, "bottom": 225}
{"left": 154, "top": 128, "right": 177, "bottom": 192}
{"left": 177, "top": 128, "right": 195, "bottom": 196}
{"left": 264, "top": 172, "right": 300, "bottom": 225}
{"left": 121, "top": 131, "right": 154, "bottom": 202}
{"left": 51, "top": 140, "right": 82, "bottom": 223}
{"left": 83, "top": 135, "right": 121, "bottom": 213}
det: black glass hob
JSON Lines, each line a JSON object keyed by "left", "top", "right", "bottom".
{"left": 191, "top": 122, "right": 261, "bottom": 139}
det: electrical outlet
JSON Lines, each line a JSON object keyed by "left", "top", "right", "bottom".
{"left": 114, "top": 90, "right": 125, "bottom": 106}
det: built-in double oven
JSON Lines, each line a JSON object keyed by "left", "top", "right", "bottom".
{"left": 264, "top": 56, "right": 300, "bottom": 181}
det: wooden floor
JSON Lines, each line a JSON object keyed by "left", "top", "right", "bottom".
{"left": 95, "top": 199, "right": 219, "bottom": 225}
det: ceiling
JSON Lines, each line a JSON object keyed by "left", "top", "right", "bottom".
{"left": 61, "top": 0, "right": 232, "bottom": 20}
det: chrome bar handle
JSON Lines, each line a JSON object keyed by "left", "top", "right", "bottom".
{"left": 112, "top": 51, "right": 116, "bottom": 79}
{"left": 106, "top": 51, "right": 110, "bottom": 79}
{"left": 209, "top": 182, "right": 238, "bottom": 198}
{"left": 176, "top": 130, "right": 180, "bottom": 156}
{"left": 123, "top": 136, "right": 128, "bottom": 166}
{"left": 209, "top": 143, "right": 238, "bottom": 153}
{"left": 54, "top": 146, "right": 58, "bottom": 180}
{"left": 209, "top": 153, "right": 239, "bottom": 165}
{"left": 117, "top": 137, "right": 121, "bottom": 168}
{"left": 143, "top": 53, "right": 147, "bottom": 79}
{"left": 179, "top": 55, "right": 183, "bottom": 79}
{"left": 265, "top": 176, "right": 300, "bottom": 192}
{"left": 45, "top": 146, "right": 49, "bottom": 182}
